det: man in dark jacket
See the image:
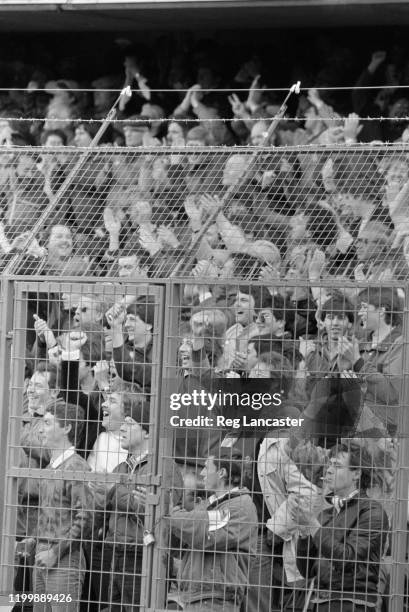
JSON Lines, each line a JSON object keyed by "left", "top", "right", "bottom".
{"left": 168, "top": 449, "right": 258, "bottom": 612}
{"left": 30, "top": 402, "right": 93, "bottom": 610}
{"left": 93, "top": 395, "right": 182, "bottom": 611}
{"left": 110, "top": 295, "right": 155, "bottom": 392}
{"left": 292, "top": 442, "right": 389, "bottom": 612}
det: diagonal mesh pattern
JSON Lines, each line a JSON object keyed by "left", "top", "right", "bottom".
{"left": 2, "top": 144, "right": 409, "bottom": 281}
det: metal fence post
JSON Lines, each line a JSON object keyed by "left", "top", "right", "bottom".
{"left": 0, "top": 277, "right": 14, "bottom": 603}
{"left": 149, "top": 280, "right": 182, "bottom": 612}
{"left": 389, "top": 284, "right": 409, "bottom": 612}
{"left": 0, "top": 280, "right": 27, "bottom": 597}
{"left": 138, "top": 282, "right": 166, "bottom": 612}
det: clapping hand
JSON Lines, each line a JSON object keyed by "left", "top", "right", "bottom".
{"left": 192, "top": 259, "right": 219, "bottom": 279}
{"left": 259, "top": 263, "right": 280, "bottom": 285}
{"left": 157, "top": 225, "right": 179, "bottom": 248}
{"left": 231, "top": 351, "right": 247, "bottom": 370}
{"left": 132, "top": 486, "right": 147, "bottom": 507}
{"left": 288, "top": 496, "right": 316, "bottom": 527}
{"left": 336, "top": 335, "right": 361, "bottom": 370}
{"left": 34, "top": 548, "right": 58, "bottom": 571}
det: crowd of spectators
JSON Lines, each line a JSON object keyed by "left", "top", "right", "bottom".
{"left": 3, "top": 32, "right": 409, "bottom": 612}
{"left": 1, "top": 42, "right": 409, "bottom": 282}
{"left": 13, "top": 280, "right": 403, "bottom": 611}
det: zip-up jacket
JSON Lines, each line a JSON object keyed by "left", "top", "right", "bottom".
{"left": 297, "top": 492, "right": 389, "bottom": 605}
{"left": 168, "top": 488, "right": 258, "bottom": 607}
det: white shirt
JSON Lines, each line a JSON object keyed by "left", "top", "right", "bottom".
{"left": 258, "top": 436, "right": 330, "bottom": 584}
{"left": 87, "top": 431, "right": 128, "bottom": 473}
{"left": 50, "top": 446, "right": 76, "bottom": 469}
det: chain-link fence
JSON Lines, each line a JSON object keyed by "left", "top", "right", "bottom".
{"left": 0, "top": 276, "right": 408, "bottom": 612}
{"left": 2, "top": 144, "right": 409, "bottom": 282}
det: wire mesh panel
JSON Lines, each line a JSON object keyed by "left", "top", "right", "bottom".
{"left": 0, "top": 275, "right": 409, "bottom": 612}
{"left": 0, "top": 278, "right": 167, "bottom": 612}
{"left": 152, "top": 279, "right": 409, "bottom": 612}
{"left": 2, "top": 144, "right": 409, "bottom": 282}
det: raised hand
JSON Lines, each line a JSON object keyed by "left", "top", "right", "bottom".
{"left": 344, "top": 113, "right": 363, "bottom": 142}
{"left": 105, "top": 303, "right": 127, "bottom": 328}
{"left": 192, "top": 259, "right": 219, "bottom": 279}
{"left": 308, "top": 249, "right": 326, "bottom": 281}
{"left": 259, "top": 263, "right": 280, "bottom": 285}
{"left": 184, "top": 196, "right": 202, "bottom": 231}
{"left": 104, "top": 207, "right": 123, "bottom": 236}
{"left": 199, "top": 193, "right": 223, "bottom": 217}
{"left": 354, "top": 263, "right": 367, "bottom": 282}
{"left": 299, "top": 337, "right": 316, "bottom": 359}
{"left": 307, "top": 88, "right": 323, "bottom": 109}
{"left": 368, "top": 50, "right": 387, "bottom": 74}
{"left": 228, "top": 93, "right": 248, "bottom": 118}
{"left": 190, "top": 84, "right": 204, "bottom": 108}
{"left": 33, "top": 314, "right": 57, "bottom": 348}
{"left": 246, "top": 75, "right": 264, "bottom": 112}
{"left": 93, "top": 360, "right": 111, "bottom": 390}
{"left": 157, "top": 225, "right": 179, "bottom": 248}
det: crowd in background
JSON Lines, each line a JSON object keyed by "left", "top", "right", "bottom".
{"left": 15, "top": 280, "right": 403, "bottom": 611}
{"left": 1, "top": 40, "right": 409, "bottom": 282}
{"left": 3, "top": 30, "right": 409, "bottom": 612}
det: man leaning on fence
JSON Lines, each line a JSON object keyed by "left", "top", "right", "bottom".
{"left": 291, "top": 441, "right": 389, "bottom": 612}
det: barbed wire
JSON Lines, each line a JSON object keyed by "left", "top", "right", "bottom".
{"left": 2, "top": 84, "right": 409, "bottom": 93}
{"left": 3, "top": 115, "right": 409, "bottom": 123}
{"left": 0, "top": 143, "right": 407, "bottom": 152}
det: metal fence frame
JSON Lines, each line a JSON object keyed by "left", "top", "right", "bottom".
{"left": 0, "top": 275, "right": 408, "bottom": 611}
